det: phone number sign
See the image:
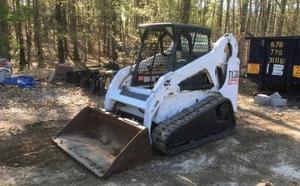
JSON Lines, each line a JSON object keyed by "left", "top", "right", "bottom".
{"left": 266, "top": 41, "right": 287, "bottom": 77}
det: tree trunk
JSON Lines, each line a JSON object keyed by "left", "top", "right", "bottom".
{"left": 33, "top": 0, "right": 44, "bottom": 67}
{"left": 55, "top": 0, "right": 66, "bottom": 64}
{"left": 62, "top": 4, "right": 68, "bottom": 60}
{"left": 69, "top": 0, "right": 80, "bottom": 63}
{"left": 268, "top": 1, "right": 276, "bottom": 34}
{"left": 16, "top": 0, "right": 27, "bottom": 70}
{"left": 253, "top": 0, "right": 260, "bottom": 33}
{"left": 0, "top": 0, "right": 10, "bottom": 57}
{"left": 275, "top": 0, "right": 288, "bottom": 35}
{"left": 211, "top": 1, "right": 217, "bottom": 40}
{"left": 201, "top": 0, "right": 209, "bottom": 26}
{"left": 260, "top": 0, "right": 271, "bottom": 36}
{"left": 216, "top": 0, "right": 224, "bottom": 36}
{"left": 97, "top": 26, "right": 101, "bottom": 63}
{"left": 239, "top": 0, "right": 249, "bottom": 34}
{"left": 291, "top": 0, "right": 299, "bottom": 34}
{"left": 111, "top": 8, "right": 118, "bottom": 62}
{"left": 100, "top": 0, "right": 108, "bottom": 56}
{"left": 134, "top": 0, "right": 143, "bottom": 27}
{"left": 239, "top": 0, "right": 249, "bottom": 67}
{"left": 181, "top": 0, "right": 191, "bottom": 23}
{"left": 245, "top": 0, "right": 252, "bottom": 33}
{"left": 25, "top": 0, "right": 32, "bottom": 68}
{"left": 225, "top": 0, "right": 230, "bottom": 32}
{"left": 232, "top": 0, "right": 236, "bottom": 33}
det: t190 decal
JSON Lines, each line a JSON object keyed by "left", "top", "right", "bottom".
{"left": 228, "top": 70, "right": 239, "bottom": 85}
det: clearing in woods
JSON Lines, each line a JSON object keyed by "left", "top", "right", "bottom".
{"left": 0, "top": 78, "right": 299, "bottom": 185}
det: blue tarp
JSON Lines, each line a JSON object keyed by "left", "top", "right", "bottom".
{"left": 1, "top": 76, "right": 37, "bottom": 88}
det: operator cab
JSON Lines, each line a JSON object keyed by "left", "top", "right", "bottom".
{"left": 131, "top": 23, "right": 211, "bottom": 88}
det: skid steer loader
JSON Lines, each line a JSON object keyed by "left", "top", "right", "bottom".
{"left": 53, "top": 23, "right": 240, "bottom": 177}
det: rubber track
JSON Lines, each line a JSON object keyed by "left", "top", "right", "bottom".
{"left": 152, "top": 94, "right": 235, "bottom": 155}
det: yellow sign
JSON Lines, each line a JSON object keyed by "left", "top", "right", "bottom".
{"left": 247, "top": 63, "right": 260, "bottom": 74}
{"left": 292, "top": 65, "right": 300, "bottom": 78}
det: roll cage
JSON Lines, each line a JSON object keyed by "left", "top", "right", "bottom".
{"left": 132, "top": 23, "right": 211, "bottom": 87}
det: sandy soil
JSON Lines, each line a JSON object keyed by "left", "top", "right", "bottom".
{"left": 0, "top": 78, "right": 299, "bottom": 186}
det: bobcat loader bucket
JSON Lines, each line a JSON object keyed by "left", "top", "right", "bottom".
{"left": 52, "top": 107, "right": 152, "bottom": 177}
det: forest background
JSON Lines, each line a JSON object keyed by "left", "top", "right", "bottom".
{"left": 0, "top": 0, "right": 299, "bottom": 70}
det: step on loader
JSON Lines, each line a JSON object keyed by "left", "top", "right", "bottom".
{"left": 53, "top": 23, "right": 240, "bottom": 177}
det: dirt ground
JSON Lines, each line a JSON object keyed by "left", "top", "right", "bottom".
{"left": 0, "top": 78, "right": 299, "bottom": 186}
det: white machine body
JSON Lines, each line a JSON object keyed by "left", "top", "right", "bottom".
{"left": 104, "top": 33, "right": 240, "bottom": 135}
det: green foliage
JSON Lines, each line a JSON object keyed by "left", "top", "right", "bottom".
{"left": 0, "top": 5, "right": 9, "bottom": 20}
{"left": 0, "top": 0, "right": 299, "bottom": 69}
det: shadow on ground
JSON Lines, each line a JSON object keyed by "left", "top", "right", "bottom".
{"left": 0, "top": 120, "right": 69, "bottom": 167}
{"left": 0, "top": 112, "right": 299, "bottom": 185}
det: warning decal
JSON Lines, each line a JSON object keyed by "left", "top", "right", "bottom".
{"left": 292, "top": 65, "right": 300, "bottom": 78}
{"left": 247, "top": 63, "right": 260, "bottom": 74}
